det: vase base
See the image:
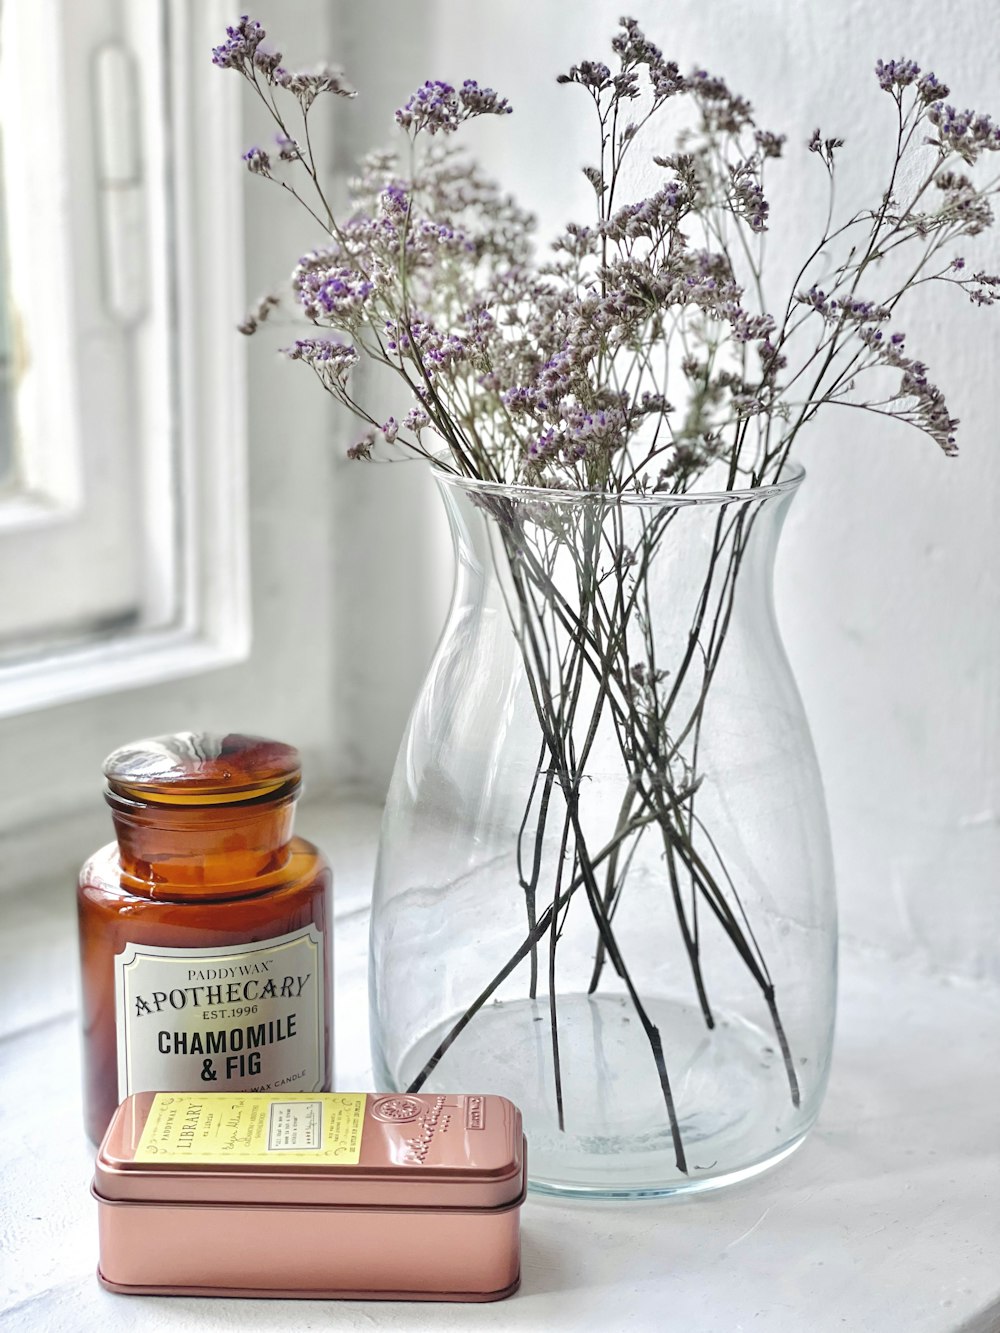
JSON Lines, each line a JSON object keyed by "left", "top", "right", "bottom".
{"left": 386, "top": 992, "right": 815, "bottom": 1198}
{"left": 526, "top": 1128, "right": 809, "bottom": 1199}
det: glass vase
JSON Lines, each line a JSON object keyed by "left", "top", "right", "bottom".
{"left": 370, "top": 464, "right": 836, "bottom": 1198}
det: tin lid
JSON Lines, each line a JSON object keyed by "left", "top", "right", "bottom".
{"left": 103, "top": 733, "right": 301, "bottom": 805}
{"left": 95, "top": 1093, "right": 524, "bottom": 1211}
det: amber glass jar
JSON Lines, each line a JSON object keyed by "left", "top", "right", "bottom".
{"left": 78, "top": 732, "right": 332, "bottom": 1144}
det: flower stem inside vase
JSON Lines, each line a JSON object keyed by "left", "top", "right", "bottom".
{"left": 397, "top": 480, "right": 812, "bottom": 1192}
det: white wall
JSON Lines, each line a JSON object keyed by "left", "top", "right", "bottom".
{"left": 334, "top": 0, "right": 1000, "bottom": 983}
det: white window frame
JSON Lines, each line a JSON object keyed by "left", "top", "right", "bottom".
{"left": 0, "top": 0, "right": 250, "bottom": 717}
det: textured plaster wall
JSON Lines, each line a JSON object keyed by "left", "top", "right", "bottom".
{"left": 337, "top": 0, "right": 1000, "bottom": 984}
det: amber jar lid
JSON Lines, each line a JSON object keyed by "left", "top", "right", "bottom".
{"left": 103, "top": 732, "right": 301, "bottom": 806}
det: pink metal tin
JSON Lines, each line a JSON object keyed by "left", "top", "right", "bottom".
{"left": 93, "top": 1091, "right": 524, "bottom": 1301}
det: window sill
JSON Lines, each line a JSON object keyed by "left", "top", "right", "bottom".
{"left": 1, "top": 799, "right": 997, "bottom": 1332}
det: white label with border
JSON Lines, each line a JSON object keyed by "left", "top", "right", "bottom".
{"left": 114, "top": 925, "right": 325, "bottom": 1100}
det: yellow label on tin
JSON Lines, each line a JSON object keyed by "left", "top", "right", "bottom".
{"left": 133, "top": 1092, "right": 367, "bottom": 1165}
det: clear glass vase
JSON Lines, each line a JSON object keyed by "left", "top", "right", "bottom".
{"left": 370, "top": 464, "right": 836, "bottom": 1198}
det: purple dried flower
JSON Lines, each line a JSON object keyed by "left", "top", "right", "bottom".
{"left": 537, "top": 347, "right": 577, "bottom": 398}
{"left": 657, "top": 432, "right": 726, "bottom": 484}
{"left": 934, "top": 171, "right": 994, "bottom": 235}
{"left": 237, "top": 292, "right": 280, "bottom": 336}
{"left": 211, "top": 16, "right": 265, "bottom": 71}
{"left": 254, "top": 47, "right": 283, "bottom": 80}
{"left": 381, "top": 416, "right": 399, "bottom": 443}
{"left": 726, "top": 307, "right": 775, "bottom": 342}
{"left": 395, "top": 79, "right": 511, "bottom": 136}
{"left": 284, "top": 336, "right": 358, "bottom": 366}
{"left": 243, "top": 146, "right": 271, "bottom": 176}
{"left": 283, "top": 338, "right": 360, "bottom": 390}
{"left": 650, "top": 63, "right": 685, "bottom": 100}
{"left": 582, "top": 165, "right": 606, "bottom": 196}
{"left": 275, "top": 64, "right": 355, "bottom": 111}
{"left": 347, "top": 430, "right": 375, "bottom": 460}
{"left": 797, "top": 285, "right": 830, "bottom": 316}
{"left": 859, "top": 326, "right": 959, "bottom": 454}
{"left": 386, "top": 319, "right": 451, "bottom": 370}
{"left": 968, "top": 271, "right": 1000, "bottom": 305}
{"left": 917, "top": 72, "right": 949, "bottom": 104}
{"left": 833, "top": 296, "right": 890, "bottom": 322}
{"left": 754, "top": 130, "right": 786, "bottom": 160}
{"left": 687, "top": 68, "right": 754, "bottom": 133}
{"left": 458, "top": 79, "right": 513, "bottom": 119}
{"left": 600, "top": 184, "right": 689, "bottom": 242}
{"left": 276, "top": 133, "right": 301, "bottom": 162}
{"left": 757, "top": 339, "right": 787, "bottom": 384}
{"left": 527, "top": 426, "right": 563, "bottom": 461}
{"left": 396, "top": 80, "right": 459, "bottom": 135}
{"left": 875, "top": 59, "right": 921, "bottom": 93}
{"left": 463, "top": 307, "right": 496, "bottom": 346}
{"left": 609, "top": 20, "right": 685, "bottom": 104}
{"left": 897, "top": 368, "right": 959, "bottom": 454}
{"left": 557, "top": 61, "right": 613, "bottom": 92}
{"left": 565, "top": 406, "right": 626, "bottom": 464}
{"left": 808, "top": 128, "right": 845, "bottom": 169}
{"left": 927, "top": 103, "right": 1000, "bottom": 163}
{"left": 293, "top": 253, "right": 375, "bottom": 323}
{"left": 612, "top": 18, "right": 663, "bottom": 68}
{"left": 551, "top": 223, "right": 597, "bottom": 262}
{"left": 796, "top": 288, "right": 890, "bottom": 324}
{"left": 634, "top": 391, "right": 673, "bottom": 418}
{"left": 728, "top": 162, "right": 769, "bottom": 232}
{"left": 402, "top": 405, "right": 430, "bottom": 432}
{"left": 502, "top": 386, "right": 539, "bottom": 415}
{"left": 613, "top": 70, "right": 640, "bottom": 100}
{"left": 380, "top": 182, "right": 410, "bottom": 220}
{"left": 732, "top": 393, "right": 765, "bottom": 417}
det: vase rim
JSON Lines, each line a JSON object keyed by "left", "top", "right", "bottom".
{"left": 431, "top": 460, "right": 805, "bottom": 508}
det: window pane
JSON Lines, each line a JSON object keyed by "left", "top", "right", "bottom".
{"left": 0, "top": 130, "right": 14, "bottom": 489}
{"left": 0, "top": 0, "right": 250, "bottom": 710}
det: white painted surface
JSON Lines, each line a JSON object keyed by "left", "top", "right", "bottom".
{"left": 1, "top": 802, "right": 998, "bottom": 1332}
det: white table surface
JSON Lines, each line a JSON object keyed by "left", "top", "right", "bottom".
{"left": 1, "top": 801, "right": 998, "bottom": 1333}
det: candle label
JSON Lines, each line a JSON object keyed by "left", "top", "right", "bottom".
{"left": 133, "top": 1092, "right": 366, "bottom": 1166}
{"left": 114, "top": 925, "right": 325, "bottom": 1101}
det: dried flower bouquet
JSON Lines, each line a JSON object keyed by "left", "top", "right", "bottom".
{"left": 215, "top": 15, "right": 999, "bottom": 1174}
